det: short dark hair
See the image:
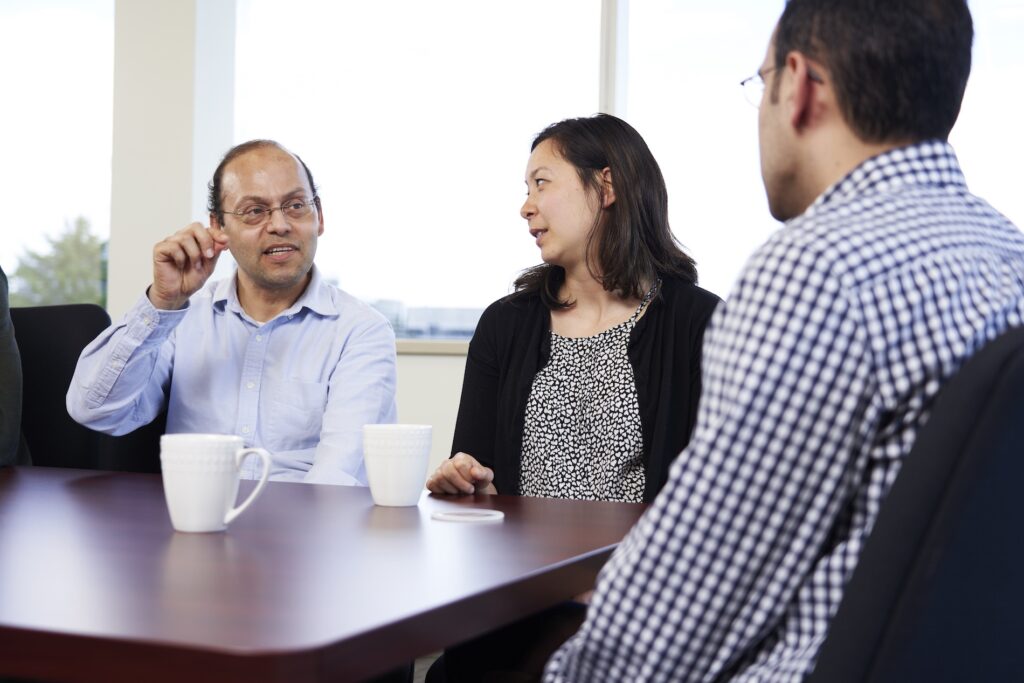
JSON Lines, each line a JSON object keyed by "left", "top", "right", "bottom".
{"left": 207, "top": 139, "right": 319, "bottom": 222}
{"left": 774, "top": 0, "right": 973, "bottom": 143}
{"left": 514, "top": 114, "right": 697, "bottom": 309}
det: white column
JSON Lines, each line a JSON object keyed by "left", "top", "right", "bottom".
{"left": 599, "top": 0, "right": 629, "bottom": 117}
{"left": 108, "top": 0, "right": 235, "bottom": 318}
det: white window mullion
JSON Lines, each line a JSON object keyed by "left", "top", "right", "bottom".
{"left": 599, "top": 0, "right": 629, "bottom": 117}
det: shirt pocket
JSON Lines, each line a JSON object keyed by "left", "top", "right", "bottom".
{"left": 263, "top": 378, "right": 328, "bottom": 452}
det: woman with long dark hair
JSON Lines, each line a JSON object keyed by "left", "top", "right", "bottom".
{"left": 424, "top": 116, "right": 720, "bottom": 681}
{"left": 424, "top": 115, "right": 719, "bottom": 682}
{"left": 428, "top": 113, "right": 720, "bottom": 505}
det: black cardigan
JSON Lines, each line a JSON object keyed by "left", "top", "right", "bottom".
{"left": 451, "top": 276, "right": 721, "bottom": 502}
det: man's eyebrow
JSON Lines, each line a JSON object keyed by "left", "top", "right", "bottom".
{"left": 232, "top": 188, "right": 309, "bottom": 205}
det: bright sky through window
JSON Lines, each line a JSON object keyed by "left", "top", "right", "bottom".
{"left": 2, "top": 0, "right": 1021, "bottom": 316}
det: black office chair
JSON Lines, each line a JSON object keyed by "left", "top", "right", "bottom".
{"left": 806, "top": 326, "right": 1024, "bottom": 683}
{"left": 11, "top": 304, "right": 164, "bottom": 473}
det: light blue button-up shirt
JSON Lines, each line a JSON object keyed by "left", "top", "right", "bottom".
{"left": 67, "top": 267, "right": 397, "bottom": 485}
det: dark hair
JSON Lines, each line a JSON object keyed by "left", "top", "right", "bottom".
{"left": 514, "top": 114, "right": 697, "bottom": 309}
{"left": 774, "top": 0, "right": 973, "bottom": 143}
{"left": 207, "top": 139, "right": 319, "bottom": 222}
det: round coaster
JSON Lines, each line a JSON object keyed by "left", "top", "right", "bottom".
{"left": 430, "top": 510, "right": 505, "bottom": 523}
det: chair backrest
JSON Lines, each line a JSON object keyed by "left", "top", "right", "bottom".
{"left": 806, "top": 326, "right": 1024, "bottom": 683}
{"left": 11, "top": 304, "right": 163, "bottom": 472}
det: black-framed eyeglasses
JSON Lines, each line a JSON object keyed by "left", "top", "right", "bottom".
{"left": 223, "top": 196, "right": 319, "bottom": 226}
{"left": 740, "top": 66, "right": 823, "bottom": 108}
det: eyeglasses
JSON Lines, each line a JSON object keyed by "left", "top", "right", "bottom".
{"left": 223, "top": 197, "right": 319, "bottom": 226}
{"left": 740, "top": 66, "right": 824, "bottom": 107}
{"left": 740, "top": 66, "right": 779, "bottom": 107}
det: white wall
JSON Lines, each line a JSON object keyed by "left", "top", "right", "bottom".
{"left": 395, "top": 349, "right": 467, "bottom": 475}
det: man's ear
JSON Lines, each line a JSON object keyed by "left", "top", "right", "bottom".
{"left": 787, "top": 51, "right": 823, "bottom": 132}
{"left": 315, "top": 197, "right": 325, "bottom": 236}
{"left": 600, "top": 167, "right": 616, "bottom": 208}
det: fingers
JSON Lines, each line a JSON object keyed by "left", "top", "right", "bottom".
{"left": 457, "top": 454, "right": 495, "bottom": 492}
{"left": 183, "top": 222, "right": 226, "bottom": 261}
{"left": 180, "top": 232, "right": 205, "bottom": 269}
{"left": 207, "top": 223, "right": 231, "bottom": 253}
{"left": 150, "top": 223, "right": 227, "bottom": 309}
{"left": 154, "top": 223, "right": 218, "bottom": 268}
{"left": 453, "top": 453, "right": 496, "bottom": 492}
{"left": 427, "top": 458, "right": 476, "bottom": 495}
{"left": 469, "top": 464, "right": 494, "bottom": 486}
{"left": 426, "top": 453, "right": 494, "bottom": 495}
{"left": 153, "top": 235, "right": 189, "bottom": 270}
{"left": 426, "top": 468, "right": 466, "bottom": 495}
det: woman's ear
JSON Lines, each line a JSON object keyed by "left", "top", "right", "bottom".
{"left": 600, "top": 167, "right": 616, "bottom": 208}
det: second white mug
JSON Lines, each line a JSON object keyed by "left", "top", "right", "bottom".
{"left": 363, "top": 424, "right": 432, "bottom": 507}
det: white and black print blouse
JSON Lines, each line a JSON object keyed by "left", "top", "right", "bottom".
{"left": 519, "top": 282, "right": 660, "bottom": 503}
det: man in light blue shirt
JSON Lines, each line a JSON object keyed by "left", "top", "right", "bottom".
{"left": 68, "top": 140, "right": 397, "bottom": 485}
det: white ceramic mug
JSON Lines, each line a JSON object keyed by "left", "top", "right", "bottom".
{"left": 363, "top": 424, "right": 432, "bottom": 506}
{"left": 160, "top": 434, "right": 271, "bottom": 533}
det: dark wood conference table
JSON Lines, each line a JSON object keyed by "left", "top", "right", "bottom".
{"left": 0, "top": 466, "right": 646, "bottom": 682}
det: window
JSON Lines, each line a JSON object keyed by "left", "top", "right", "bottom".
{"left": 626, "top": 0, "right": 781, "bottom": 299}
{"left": 948, "top": 0, "right": 1024, "bottom": 229}
{"left": 0, "top": 0, "right": 113, "bottom": 307}
{"left": 234, "top": 0, "right": 600, "bottom": 337}
{"left": 25, "top": 2, "right": 1013, "bottom": 329}
{"left": 626, "top": 0, "right": 1024, "bottom": 299}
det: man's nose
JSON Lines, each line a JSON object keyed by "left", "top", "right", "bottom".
{"left": 265, "top": 206, "right": 291, "bottom": 233}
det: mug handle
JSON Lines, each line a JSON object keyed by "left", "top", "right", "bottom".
{"left": 225, "top": 447, "right": 272, "bottom": 526}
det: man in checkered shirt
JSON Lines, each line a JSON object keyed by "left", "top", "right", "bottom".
{"left": 545, "top": 1, "right": 1024, "bottom": 681}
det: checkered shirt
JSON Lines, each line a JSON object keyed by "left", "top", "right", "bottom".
{"left": 544, "top": 140, "right": 1024, "bottom": 682}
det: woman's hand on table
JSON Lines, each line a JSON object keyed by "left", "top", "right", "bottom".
{"left": 426, "top": 453, "right": 497, "bottom": 495}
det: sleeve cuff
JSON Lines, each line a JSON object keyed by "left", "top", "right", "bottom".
{"left": 128, "top": 290, "right": 189, "bottom": 342}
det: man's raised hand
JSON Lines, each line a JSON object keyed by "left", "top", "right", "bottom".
{"left": 149, "top": 223, "right": 230, "bottom": 310}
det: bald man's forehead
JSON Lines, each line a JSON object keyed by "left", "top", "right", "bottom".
{"left": 220, "top": 147, "right": 312, "bottom": 206}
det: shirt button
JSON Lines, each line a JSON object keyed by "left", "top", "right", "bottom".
{"left": 246, "top": 382, "right": 255, "bottom": 389}
{"left": 255, "top": 334, "right": 263, "bottom": 341}
{"left": 241, "top": 426, "right": 250, "bottom": 434}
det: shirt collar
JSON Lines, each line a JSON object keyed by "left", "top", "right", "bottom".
{"left": 804, "top": 139, "right": 968, "bottom": 219}
{"left": 212, "top": 265, "right": 338, "bottom": 320}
